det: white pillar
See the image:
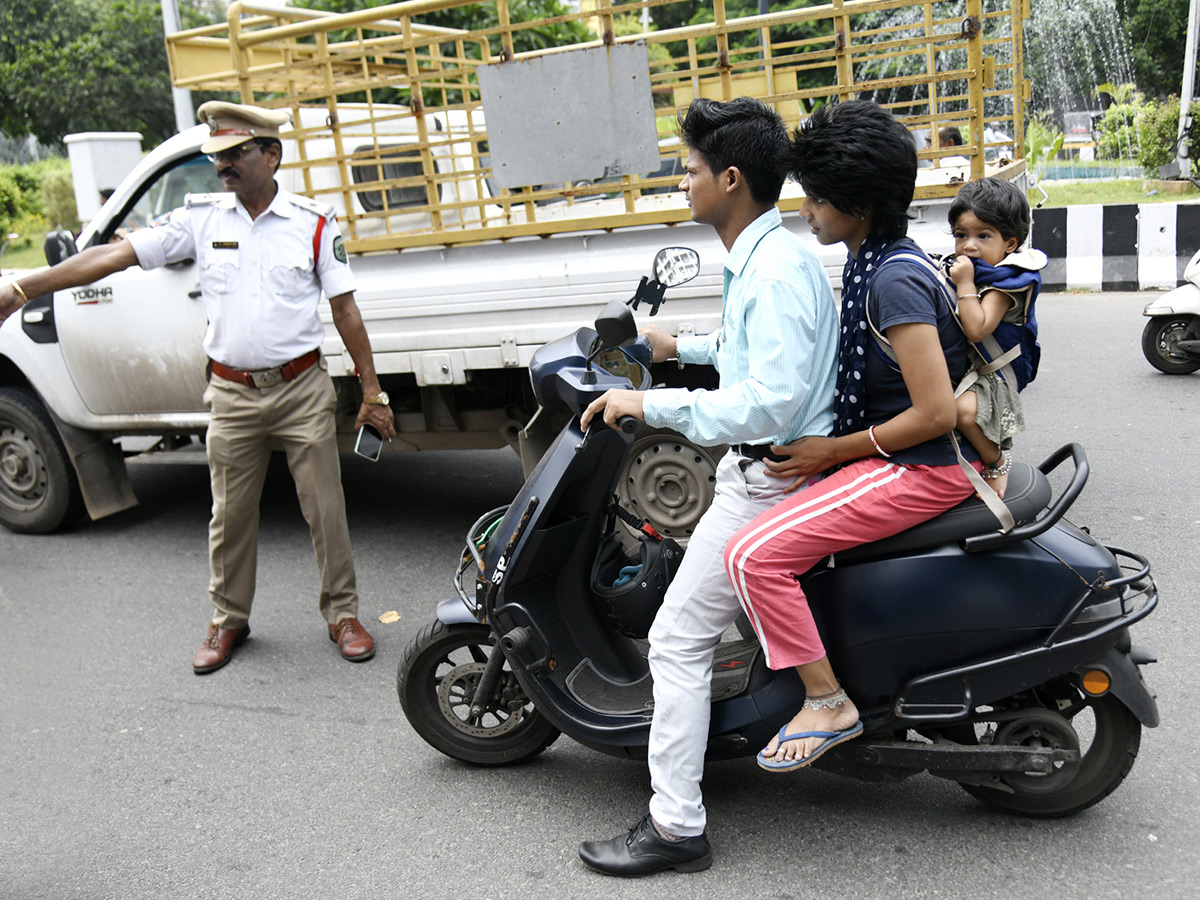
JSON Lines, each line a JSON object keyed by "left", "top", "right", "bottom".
{"left": 1177, "top": 0, "right": 1199, "bottom": 177}
{"left": 160, "top": 0, "right": 194, "bottom": 133}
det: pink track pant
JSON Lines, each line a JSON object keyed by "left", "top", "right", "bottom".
{"left": 725, "top": 458, "right": 976, "bottom": 670}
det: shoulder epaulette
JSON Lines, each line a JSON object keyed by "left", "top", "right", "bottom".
{"left": 185, "top": 192, "right": 234, "bottom": 208}
{"left": 289, "top": 194, "right": 338, "bottom": 221}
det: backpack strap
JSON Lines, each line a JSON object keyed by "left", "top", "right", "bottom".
{"left": 864, "top": 252, "right": 1015, "bottom": 533}
{"left": 870, "top": 253, "right": 1021, "bottom": 389}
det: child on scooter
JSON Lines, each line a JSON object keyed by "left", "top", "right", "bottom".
{"left": 947, "top": 176, "right": 1046, "bottom": 498}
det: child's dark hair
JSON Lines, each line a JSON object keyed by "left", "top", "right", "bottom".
{"left": 788, "top": 99, "right": 917, "bottom": 241}
{"left": 677, "top": 97, "right": 789, "bottom": 205}
{"left": 948, "top": 177, "right": 1030, "bottom": 246}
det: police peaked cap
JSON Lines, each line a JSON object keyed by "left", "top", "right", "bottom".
{"left": 197, "top": 101, "right": 291, "bottom": 154}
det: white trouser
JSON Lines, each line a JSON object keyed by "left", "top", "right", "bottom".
{"left": 646, "top": 450, "right": 790, "bottom": 836}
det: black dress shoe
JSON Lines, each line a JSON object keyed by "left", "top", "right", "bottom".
{"left": 579, "top": 815, "right": 712, "bottom": 876}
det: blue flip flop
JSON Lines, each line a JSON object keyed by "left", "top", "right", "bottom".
{"left": 756, "top": 720, "right": 864, "bottom": 772}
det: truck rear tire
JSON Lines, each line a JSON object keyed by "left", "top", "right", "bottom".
{"left": 0, "top": 388, "right": 85, "bottom": 534}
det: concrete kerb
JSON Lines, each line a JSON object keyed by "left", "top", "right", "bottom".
{"left": 1033, "top": 200, "right": 1200, "bottom": 292}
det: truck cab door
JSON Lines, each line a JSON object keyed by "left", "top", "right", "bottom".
{"left": 55, "top": 155, "right": 220, "bottom": 415}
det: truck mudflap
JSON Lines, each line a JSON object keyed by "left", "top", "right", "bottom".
{"left": 49, "top": 410, "right": 138, "bottom": 521}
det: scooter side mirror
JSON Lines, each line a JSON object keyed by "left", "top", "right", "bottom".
{"left": 594, "top": 299, "right": 637, "bottom": 349}
{"left": 652, "top": 247, "right": 701, "bottom": 288}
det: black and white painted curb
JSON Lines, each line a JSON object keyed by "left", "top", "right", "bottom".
{"left": 1033, "top": 201, "right": 1200, "bottom": 292}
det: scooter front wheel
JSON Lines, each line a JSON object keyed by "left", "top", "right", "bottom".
{"left": 960, "top": 686, "right": 1141, "bottom": 818}
{"left": 1142, "top": 315, "right": 1200, "bottom": 374}
{"left": 397, "top": 620, "right": 560, "bottom": 766}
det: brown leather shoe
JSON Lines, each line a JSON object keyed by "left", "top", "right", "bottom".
{"left": 328, "top": 617, "right": 375, "bottom": 662}
{"left": 192, "top": 622, "right": 250, "bottom": 674}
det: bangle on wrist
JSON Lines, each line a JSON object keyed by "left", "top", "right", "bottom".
{"left": 981, "top": 450, "right": 1011, "bottom": 478}
{"left": 957, "top": 292, "right": 980, "bottom": 300}
{"left": 867, "top": 424, "right": 892, "bottom": 458}
{"left": 10, "top": 281, "right": 29, "bottom": 305}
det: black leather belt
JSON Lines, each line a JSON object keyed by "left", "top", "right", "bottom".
{"left": 736, "top": 443, "right": 788, "bottom": 464}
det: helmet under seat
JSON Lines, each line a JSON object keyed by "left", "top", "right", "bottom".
{"left": 590, "top": 531, "right": 683, "bottom": 639}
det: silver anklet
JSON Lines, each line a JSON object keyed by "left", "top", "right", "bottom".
{"left": 803, "top": 687, "right": 849, "bottom": 710}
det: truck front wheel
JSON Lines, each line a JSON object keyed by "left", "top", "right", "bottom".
{"left": 0, "top": 388, "right": 84, "bottom": 534}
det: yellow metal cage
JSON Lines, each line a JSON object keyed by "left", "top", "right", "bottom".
{"left": 167, "top": 0, "right": 1029, "bottom": 253}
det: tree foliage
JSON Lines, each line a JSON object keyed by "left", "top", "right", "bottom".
{"left": 0, "top": 0, "right": 224, "bottom": 147}
{"left": 292, "top": 0, "right": 589, "bottom": 53}
{"left": 1119, "top": 0, "right": 1192, "bottom": 100}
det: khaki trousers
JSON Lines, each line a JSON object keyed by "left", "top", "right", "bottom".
{"left": 203, "top": 361, "right": 358, "bottom": 628}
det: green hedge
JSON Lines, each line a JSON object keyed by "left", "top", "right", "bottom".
{"left": 1136, "top": 98, "right": 1200, "bottom": 174}
{"left": 1096, "top": 92, "right": 1200, "bottom": 176}
{"left": 0, "top": 171, "right": 20, "bottom": 234}
{"left": 0, "top": 157, "right": 78, "bottom": 251}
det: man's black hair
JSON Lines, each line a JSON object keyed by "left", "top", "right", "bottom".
{"left": 677, "top": 97, "right": 789, "bottom": 205}
{"left": 788, "top": 100, "right": 917, "bottom": 240}
{"left": 947, "top": 176, "right": 1030, "bottom": 246}
{"left": 939, "top": 125, "right": 963, "bottom": 147}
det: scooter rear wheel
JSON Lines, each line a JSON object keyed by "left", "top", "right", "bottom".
{"left": 961, "top": 687, "right": 1141, "bottom": 818}
{"left": 1141, "top": 315, "right": 1200, "bottom": 374}
{"left": 397, "top": 620, "right": 560, "bottom": 766}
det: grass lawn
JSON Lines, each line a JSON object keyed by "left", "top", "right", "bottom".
{"left": 1035, "top": 179, "right": 1200, "bottom": 207}
{"left": 1, "top": 237, "right": 51, "bottom": 272}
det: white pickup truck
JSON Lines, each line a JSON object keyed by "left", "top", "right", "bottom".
{"left": 0, "top": 0, "right": 1027, "bottom": 535}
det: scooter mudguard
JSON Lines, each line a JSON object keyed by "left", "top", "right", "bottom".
{"left": 1077, "top": 645, "right": 1160, "bottom": 727}
{"left": 436, "top": 596, "right": 479, "bottom": 626}
{"left": 1143, "top": 282, "right": 1200, "bottom": 316}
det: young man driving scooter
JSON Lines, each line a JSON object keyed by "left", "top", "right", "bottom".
{"left": 578, "top": 96, "right": 839, "bottom": 876}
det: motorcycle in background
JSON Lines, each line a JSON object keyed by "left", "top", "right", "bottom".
{"left": 1142, "top": 248, "right": 1200, "bottom": 374}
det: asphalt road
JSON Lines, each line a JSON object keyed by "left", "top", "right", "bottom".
{"left": 1, "top": 291, "right": 1196, "bottom": 900}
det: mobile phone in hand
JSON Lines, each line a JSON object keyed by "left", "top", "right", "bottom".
{"left": 354, "top": 424, "right": 383, "bottom": 461}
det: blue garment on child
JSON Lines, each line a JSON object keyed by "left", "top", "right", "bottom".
{"left": 971, "top": 258, "right": 1041, "bottom": 390}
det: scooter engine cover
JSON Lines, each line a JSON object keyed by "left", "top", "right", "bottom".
{"left": 590, "top": 532, "right": 683, "bottom": 638}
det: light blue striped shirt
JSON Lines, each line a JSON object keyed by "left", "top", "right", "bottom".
{"left": 642, "top": 207, "right": 838, "bottom": 446}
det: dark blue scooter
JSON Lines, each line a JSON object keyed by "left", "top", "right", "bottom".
{"left": 398, "top": 248, "right": 1159, "bottom": 817}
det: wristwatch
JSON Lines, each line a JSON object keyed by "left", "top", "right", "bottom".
{"left": 362, "top": 391, "right": 390, "bottom": 406}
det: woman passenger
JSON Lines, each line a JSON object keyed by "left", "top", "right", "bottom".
{"left": 724, "top": 100, "right": 981, "bottom": 771}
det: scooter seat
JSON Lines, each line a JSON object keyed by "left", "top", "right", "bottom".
{"left": 835, "top": 460, "right": 1051, "bottom": 563}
